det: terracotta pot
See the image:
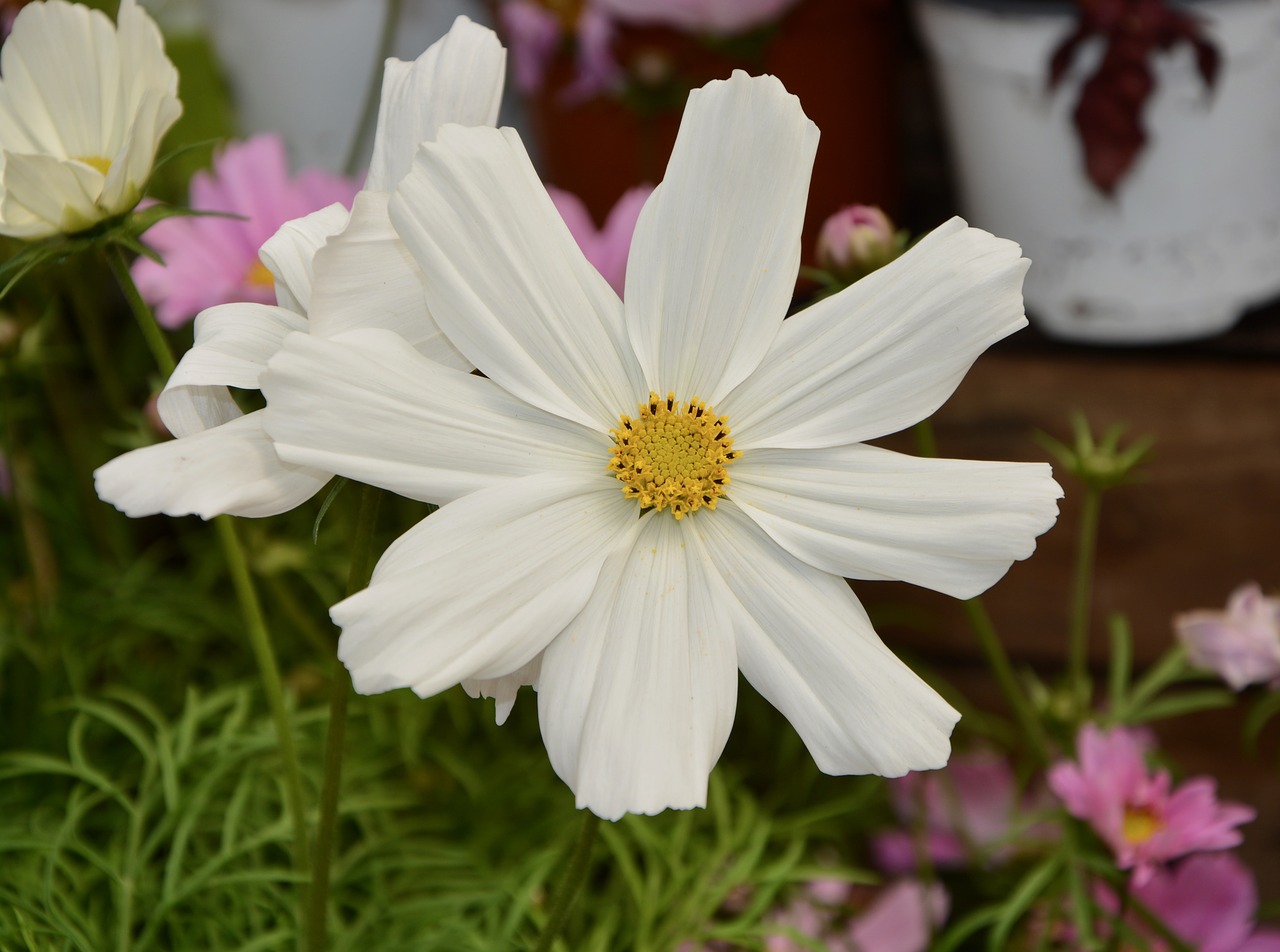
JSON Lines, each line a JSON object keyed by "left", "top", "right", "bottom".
{"left": 514, "top": 0, "right": 903, "bottom": 260}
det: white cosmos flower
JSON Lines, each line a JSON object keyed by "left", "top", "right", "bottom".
{"left": 260, "top": 72, "right": 1063, "bottom": 820}
{"left": 0, "top": 0, "right": 181, "bottom": 239}
{"left": 93, "top": 16, "right": 505, "bottom": 520}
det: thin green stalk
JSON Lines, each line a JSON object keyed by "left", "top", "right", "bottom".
{"left": 214, "top": 515, "right": 311, "bottom": 880}
{"left": 964, "top": 598, "right": 1050, "bottom": 764}
{"left": 106, "top": 246, "right": 175, "bottom": 377}
{"left": 343, "top": 0, "right": 405, "bottom": 177}
{"left": 306, "top": 486, "right": 382, "bottom": 952}
{"left": 534, "top": 812, "right": 601, "bottom": 952}
{"left": 110, "top": 248, "right": 311, "bottom": 902}
{"left": 912, "top": 418, "right": 939, "bottom": 459}
{"left": 1068, "top": 487, "right": 1103, "bottom": 714}
{"left": 65, "top": 268, "right": 130, "bottom": 416}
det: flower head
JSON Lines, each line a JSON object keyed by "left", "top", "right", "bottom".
{"left": 764, "top": 879, "right": 948, "bottom": 952}
{"left": 815, "top": 204, "right": 905, "bottom": 282}
{"left": 500, "top": 0, "right": 620, "bottom": 98}
{"left": 548, "top": 184, "right": 652, "bottom": 296}
{"left": 94, "top": 17, "right": 506, "bottom": 520}
{"left": 1131, "top": 853, "right": 1280, "bottom": 952}
{"left": 598, "top": 0, "right": 801, "bottom": 34}
{"left": 0, "top": 0, "right": 181, "bottom": 238}
{"left": 1048, "top": 724, "right": 1255, "bottom": 885}
{"left": 132, "top": 135, "right": 358, "bottom": 329}
{"left": 1175, "top": 583, "right": 1280, "bottom": 691}
{"left": 873, "top": 749, "right": 1040, "bottom": 873}
{"left": 261, "top": 72, "right": 1062, "bottom": 819}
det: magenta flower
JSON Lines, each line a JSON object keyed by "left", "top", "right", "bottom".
{"left": 1175, "top": 583, "right": 1280, "bottom": 691}
{"left": 133, "top": 134, "right": 358, "bottom": 329}
{"left": 499, "top": 0, "right": 620, "bottom": 99}
{"left": 1048, "top": 724, "right": 1255, "bottom": 886}
{"left": 598, "top": 0, "right": 801, "bottom": 34}
{"left": 816, "top": 204, "right": 903, "bottom": 281}
{"left": 1135, "top": 854, "right": 1280, "bottom": 952}
{"left": 547, "top": 184, "right": 653, "bottom": 296}
{"left": 764, "top": 879, "right": 947, "bottom": 952}
{"left": 872, "top": 749, "right": 1033, "bottom": 873}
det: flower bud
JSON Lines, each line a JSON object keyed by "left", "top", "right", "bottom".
{"left": 815, "top": 204, "right": 902, "bottom": 281}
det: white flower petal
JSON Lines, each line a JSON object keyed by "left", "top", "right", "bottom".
{"left": 538, "top": 514, "right": 738, "bottom": 820}
{"left": 306, "top": 190, "right": 470, "bottom": 370}
{"left": 729, "top": 444, "right": 1062, "bottom": 600}
{"left": 365, "top": 15, "right": 505, "bottom": 192}
{"left": 258, "top": 202, "right": 351, "bottom": 314}
{"left": 389, "top": 124, "right": 645, "bottom": 430}
{"left": 261, "top": 328, "right": 609, "bottom": 506}
{"left": 157, "top": 303, "right": 307, "bottom": 438}
{"left": 94, "top": 410, "right": 331, "bottom": 519}
{"left": 624, "top": 71, "right": 818, "bottom": 404}
{"left": 722, "top": 218, "right": 1030, "bottom": 449}
{"left": 462, "top": 654, "right": 543, "bottom": 726}
{"left": 0, "top": 152, "right": 102, "bottom": 237}
{"left": 334, "top": 473, "right": 635, "bottom": 698}
{"left": 695, "top": 501, "right": 960, "bottom": 777}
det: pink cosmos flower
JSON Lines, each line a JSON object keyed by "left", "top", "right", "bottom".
{"left": 597, "top": 0, "right": 801, "bottom": 34}
{"left": 500, "top": 0, "right": 620, "bottom": 99}
{"left": 872, "top": 749, "right": 1031, "bottom": 873}
{"left": 547, "top": 184, "right": 653, "bottom": 296}
{"left": 764, "top": 879, "right": 948, "bottom": 952}
{"left": 1134, "top": 854, "right": 1280, "bottom": 952}
{"left": 1175, "top": 583, "right": 1280, "bottom": 691}
{"left": 816, "top": 204, "right": 903, "bottom": 281}
{"left": 133, "top": 134, "right": 358, "bottom": 329}
{"left": 1048, "top": 724, "right": 1255, "bottom": 886}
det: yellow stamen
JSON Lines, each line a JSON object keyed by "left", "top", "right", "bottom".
{"left": 75, "top": 155, "right": 112, "bottom": 175}
{"left": 609, "top": 391, "right": 739, "bottom": 520}
{"left": 1121, "top": 805, "right": 1163, "bottom": 844}
{"left": 245, "top": 259, "right": 274, "bottom": 289}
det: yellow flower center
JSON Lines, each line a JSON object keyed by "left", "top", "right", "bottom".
{"left": 1121, "top": 805, "right": 1163, "bottom": 844}
{"left": 245, "top": 259, "right": 275, "bottom": 289}
{"left": 75, "top": 155, "right": 113, "bottom": 176}
{"left": 609, "top": 391, "right": 739, "bottom": 520}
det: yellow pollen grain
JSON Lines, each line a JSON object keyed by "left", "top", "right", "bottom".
{"left": 1121, "top": 805, "right": 1163, "bottom": 844}
{"left": 608, "top": 390, "right": 740, "bottom": 520}
{"left": 75, "top": 155, "right": 113, "bottom": 175}
{"left": 245, "top": 259, "right": 274, "bottom": 288}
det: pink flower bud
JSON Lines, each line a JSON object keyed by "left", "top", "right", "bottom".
{"left": 815, "top": 204, "right": 901, "bottom": 280}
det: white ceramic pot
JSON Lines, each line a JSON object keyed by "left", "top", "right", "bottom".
{"left": 914, "top": 0, "right": 1280, "bottom": 344}
{"left": 202, "top": 0, "right": 484, "bottom": 174}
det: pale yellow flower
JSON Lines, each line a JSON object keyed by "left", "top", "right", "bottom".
{"left": 0, "top": 0, "right": 181, "bottom": 238}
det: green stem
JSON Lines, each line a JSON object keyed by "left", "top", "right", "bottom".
{"left": 1068, "top": 487, "right": 1103, "bottom": 715}
{"left": 305, "top": 486, "right": 382, "bottom": 952}
{"left": 964, "top": 598, "right": 1050, "bottom": 764}
{"left": 343, "top": 0, "right": 406, "bottom": 177}
{"left": 534, "top": 812, "right": 601, "bottom": 952}
{"left": 105, "top": 246, "right": 175, "bottom": 378}
{"left": 65, "top": 263, "right": 130, "bottom": 417}
{"left": 214, "top": 516, "right": 311, "bottom": 882}
{"left": 912, "top": 418, "right": 939, "bottom": 459}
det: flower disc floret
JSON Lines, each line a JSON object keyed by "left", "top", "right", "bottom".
{"left": 609, "top": 391, "right": 739, "bottom": 519}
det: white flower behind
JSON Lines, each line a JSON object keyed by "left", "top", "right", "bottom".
{"left": 93, "top": 15, "right": 506, "bottom": 520}
{"left": 0, "top": 0, "right": 181, "bottom": 239}
{"left": 260, "top": 71, "right": 1064, "bottom": 820}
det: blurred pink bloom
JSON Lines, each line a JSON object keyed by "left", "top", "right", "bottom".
{"left": 547, "top": 184, "right": 652, "bottom": 296}
{"left": 843, "top": 880, "right": 949, "bottom": 952}
{"left": 133, "top": 135, "right": 358, "bottom": 328}
{"left": 1175, "top": 583, "right": 1280, "bottom": 691}
{"left": 873, "top": 749, "right": 1039, "bottom": 874}
{"left": 1048, "top": 724, "right": 1255, "bottom": 886}
{"left": 764, "top": 880, "right": 947, "bottom": 952}
{"left": 598, "top": 0, "right": 801, "bottom": 34}
{"left": 500, "top": 0, "right": 620, "bottom": 99}
{"left": 1134, "top": 854, "right": 1280, "bottom": 952}
{"left": 816, "top": 204, "right": 901, "bottom": 279}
